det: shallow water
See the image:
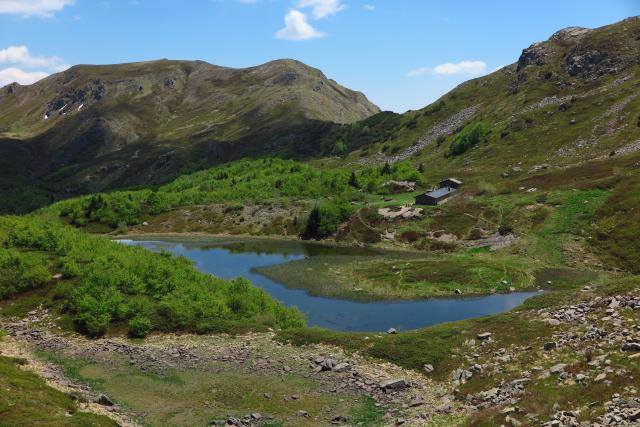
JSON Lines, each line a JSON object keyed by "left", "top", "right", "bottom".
{"left": 121, "top": 239, "right": 537, "bottom": 332}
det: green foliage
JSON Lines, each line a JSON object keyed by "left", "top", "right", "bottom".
{"left": 592, "top": 174, "right": 640, "bottom": 273}
{"left": 302, "top": 200, "right": 353, "bottom": 240}
{"left": 44, "top": 158, "right": 423, "bottom": 230}
{"left": 128, "top": 316, "right": 152, "bottom": 338}
{"left": 318, "top": 111, "right": 403, "bottom": 154}
{"left": 448, "top": 122, "right": 490, "bottom": 156}
{"left": 331, "top": 140, "right": 348, "bottom": 157}
{"left": 0, "top": 216, "right": 305, "bottom": 337}
{"left": 348, "top": 171, "right": 360, "bottom": 188}
{"left": 0, "top": 249, "right": 51, "bottom": 299}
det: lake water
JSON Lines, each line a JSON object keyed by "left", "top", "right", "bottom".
{"left": 120, "top": 239, "right": 537, "bottom": 332}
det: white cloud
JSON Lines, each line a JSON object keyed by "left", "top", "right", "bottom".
{"left": 0, "top": 45, "right": 67, "bottom": 87}
{"left": 408, "top": 60, "right": 487, "bottom": 77}
{"left": 297, "top": 0, "right": 345, "bottom": 19}
{"left": 433, "top": 60, "right": 487, "bottom": 76}
{"left": 0, "top": 67, "right": 48, "bottom": 86}
{"left": 275, "top": 9, "right": 324, "bottom": 41}
{"left": 0, "top": 45, "right": 63, "bottom": 69}
{"left": 363, "top": 4, "right": 374, "bottom": 11}
{"left": 0, "top": 0, "right": 75, "bottom": 17}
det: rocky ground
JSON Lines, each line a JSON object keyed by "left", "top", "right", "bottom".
{"left": 453, "top": 289, "right": 640, "bottom": 426}
{"left": 0, "top": 310, "right": 458, "bottom": 426}
{"left": 1, "top": 285, "right": 639, "bottom": 426}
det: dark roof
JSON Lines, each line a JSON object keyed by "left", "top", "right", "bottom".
{"left": 424, "top": 187, "right": 457, "bottom": 199}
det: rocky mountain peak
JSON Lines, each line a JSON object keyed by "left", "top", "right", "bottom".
{"left": 549, "top": 26, "right": 591, "bottom": 42}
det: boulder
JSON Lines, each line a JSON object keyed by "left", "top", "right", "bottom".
{"left": 95, "top": 394, "right": 113, "bottom": 406}
{"left": 621, "top": 341, "right": 640, "bottom": 352}
{"left": 477, "top": 332, "right": 492, "bottom": 340}
{"left": 380, "top": 379, "right": 407, "bottom": 392}
{"left": 332, "top": 362, "right": 351, "bottom": 372}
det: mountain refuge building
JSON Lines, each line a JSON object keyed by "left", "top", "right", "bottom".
{"left": 415, "top": 178, "right": 463, "bottom": 206}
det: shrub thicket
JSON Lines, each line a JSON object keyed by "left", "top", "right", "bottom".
{"left": 44, "top": 158, "right": 423, "bottom": 230}
{"left": 302, "top": 200, "right": 353, "bottom": 240}
{"left": 448, "top": 122, "right": 490, "bottom": 156}
{"left": 0, "top": 216, "right": 305, "bottom": 337}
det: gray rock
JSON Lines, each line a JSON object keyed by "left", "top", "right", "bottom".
{"left": 321, "top": 358, "right": 336, "bottom": 371}
{"left": 387, "top": 328, "right": 397, "bottom": 334}
{"left": 549, "top": 363, "right": 567, "bottom": 375}
{"left": 332, "top": 362, "right": 350, "bottom": 372}
{"left": 423, "top": 364, "right": 434, "bottom": 373}
{"left": 621, "top": 341, "right": 640, "bottom": 352}
{"left": 408, "top": 398, "right": 424, "bottom": 407}
{"left": 226, "top": 417, "right": 244, "bottom": 426}
{"left": 95, "top": 394, "right": 113, "bottom": 406}
{"left": 297, "top": 410, "right": 309, "bottom": 417}
{"left": 380, "top": 378, "right": 407, "bottom": 392}
{"left": 477, "top": 332, "right": 492, "bottom": 340}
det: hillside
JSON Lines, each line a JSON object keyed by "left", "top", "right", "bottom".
{"left": 328, "top": 17, "right": 640, "bottom": 184}
{"left": 2, "top": 15, "right": 640, "bottom": 427}
{"left": 0, "top": 59, "right": 379, "bottom": 212}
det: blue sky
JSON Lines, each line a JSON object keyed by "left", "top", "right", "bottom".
{"left": 0, "top": 0, "right": 638, "bottom": 112}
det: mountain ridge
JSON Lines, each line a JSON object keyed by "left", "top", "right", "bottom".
{"left": 0, "top": 58, "right": 379, "bottom": 211}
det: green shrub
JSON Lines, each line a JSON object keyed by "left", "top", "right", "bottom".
{"left": 0, "top": 216, "right": 306, "bottom": 337}
{"left": 477, "top": 181, "right": 497, "bottom": 196}
{"left": 449, "top": 122, "right": 490, "bottom": 156}
{"left": 0, "top": 249, "right": 51, "bottom": 299}
{"left": 128, "top": 316, "right": 152, "bottom": 338}
{"left": 301, "top": 201, "right": 353, "bottom": 240}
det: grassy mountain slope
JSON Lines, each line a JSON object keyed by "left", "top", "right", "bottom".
{"left": 0, "top": 59, "right": 378, "bottom": 211}
{"left": 329, "top": 17, "right": 640, "bottom": 184}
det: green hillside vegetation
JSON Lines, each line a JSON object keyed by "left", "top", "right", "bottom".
{"left": 320, "top": 18, "right": 640, "bottom": 189}
{"left": 0, "top": 216, "right": 304, "bottom": 338}
{"left": 43, "top": 158, "right": 423, "bottom": 237}
{"left": 448, "top": 122, "right": 490, "bottom": 156}
{"left": 592, "top": 172, "right": 640, "bottom": 273}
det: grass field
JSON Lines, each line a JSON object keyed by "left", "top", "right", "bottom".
{"left": 0, "top": 354, "right": 117, "bottom": 426}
